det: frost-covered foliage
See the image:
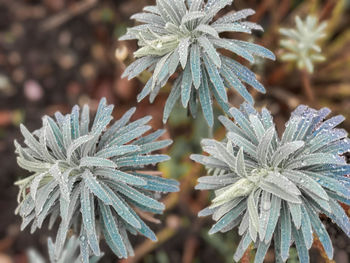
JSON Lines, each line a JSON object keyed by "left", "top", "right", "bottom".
{"left": 279, "top": 15, "right": 327, "bottom": 73}
{"left": 191, "top": 103, "right": 350, "bottom": 262}
{"left": 14, "top": 98, "right": 179, "bottom": 261}
{"left": 28, "top": 235, "right": 103, "bottom": 263}
{"left": 120, "top": 0, "right": 275, "bottom": 126}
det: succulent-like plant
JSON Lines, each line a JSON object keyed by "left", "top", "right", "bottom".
{"left": 14, "top": 98, "right": 179, "bottom": 261}
{"left": 120, "top": 0, "right": 275, "bottom": 126}
{"left": 28, "top": 235, "right": 103, "bottom": 263}
{"left": 279, "top": 15, "right": 327, "bottom": 73}
{"left": 191, "top": 103, "right": 350, "bottom": 262}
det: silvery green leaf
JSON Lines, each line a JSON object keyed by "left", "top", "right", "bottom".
{"left": 233, "top": 232, "right": 252, "bottom": 262}
{"left": 247, "top": 192, "right": 259, "bottom": 232}
{"left": 114, "top": 183, "right": 165, "bottom": 211}
{"left": 282, "top": 170, "right": 328, "bottom": 201}
{"left": 288, "top": 203, "right": 301, "bottom": 229}
{"left": 212, "top": 197, "right": 243, "bottom": 221}
{"left": 264, "top": 195, "right": 281, "bottom": 243}
{"left": 179, "top": 37, "right": 190, "bottom": 69}
{"left": 80, "top": 157, "right": 117, "bottom": 169}
{"left": 30, "top": 172, "right": 47, "bottom": 200}
{"left": 209, "top": 199, "right": 246, "bottom": 234}
{"left": 280, "top": 202, "right": 291, "bottom": 261}
{"left": 96, "top": 168, "right": 146, "bottom": 186}
{"left": 254, "top": 240, "right": 271, "bottom": 263}
{"left": 201, "top": 0, "right": 232, "bottom": 22}
{"left": 190, "top": 44, "right": 201, "bottom": 89}
{"left": 122, "top": 56, "right": 158, "bottom": 80}
{"left": 110, "top": 125, "right": 151, "bottom": 146}
{"left": 257, "top": 127, "right": 275, "bottom": 166}
{"left": 300, "top": 205, "right": 313, "bottom": 249}
{"left": 327, "top": 199, "right": 350, "bottom": 237}
{"left": 181, "top": 64, "right": 193, "bottom": 107}
{"left": 67, "top": 135, "right": 94, "bottom": 163}
{"left": 35, "top": 180, "right": 57, "bottom": 214}
{"left": 80, "top": 184, "right": 100, "bottom": 256}
{"left": 131, "top": 13, "right": 164, "bottom": 25}
{"left": 181, "top": 11, "right": 205, "bottom": 24}
{"left": 96, "top": 145, "right": 140, "bottom": 159}
{"left": 115, "top": 154, "right": 170, "bottom": 167}
{"left": 214, "top": 9, "right": 255, "bottom": 24}
{"left": 79, "top": 105, "right": 90, "bottom": 135}
{"left": 37, "top": 190, "right": 59, "bottom": 227}
{"left": 83, "top": 170, "right": 112, "bottom": 205}
{"left": 258, "top": 191, "right": 271, "bottom": 240}
{"left": 195, "top": 24, "right": 219, "bottom": 38}
{"left": 235, "top": 147, "right": 247, "bottom": 177}
{"left": 157, "top": 0, "right": 180, "bottom": 25}
{"left": 220, "top": 67, "right": 254, "bottom": 104}
{"left": 291, "top": 224, "right": 310, "bottom": 263}
{"left": 227, "top": 132, "right": 257, "bottom": 159}
{"left": 271, "top": 141, "right": 304, "bottom": 167}
{"left": 198, "top": 70, "right": 214, "bottom": 126}
{"left": 259, "top": 180, "right": 301, "bottom": 204}
{"left": 264, "top": 172, "right": 301, "bottom": 197}
{"left": 163, "top": 78, "right": 181, "bottom": 123}
{"left": 223, "top": 57, "right": 265, "bottom": 92}
{"left": 305, "top": 201, "right": 333, "bottom": 259}
{"left": 100, "top": 184, "right": 141, "bottom": 229}
{"left": 143, "top": 5, "right": 160, "bottom": 14}
{"left": 203, "top": 54, "right": 227, "bottom": 102}
{"left": 99, "top": 201, "right": 127, "bottom": 258}
{"left": 212, "top": 38, "right": 254, "bottom": 63}
{"left": 135, "top": 139, "right": 172, "bottom": 155}
{"left": 198, "top": 36, "right": 221, "bottom": 68}
{"left": 189, "top": 0, "right": 203, "bottom": 12}
{"left": 228, "top": 107, "right": 258, "bottom": 144}
{"left": 286, "top": 153, "right": 344, "bottom": 169}
{"left": 133, "top": 129, "right": 165, "bottom": 145}
{"left": 211, "top": 23, "right": 251, "bottom": 33}
{"left": 20, "top": 124, "right": 43, "bottom": 157}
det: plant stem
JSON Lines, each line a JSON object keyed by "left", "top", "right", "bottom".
{"left": 301, "top": 69, "right": 314, "bottom": 102}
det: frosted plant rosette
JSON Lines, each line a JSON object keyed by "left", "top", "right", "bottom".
{"left": 28, "top": 235, "right": 104, "bottom": 263}
{"left": 120, "top": 0, "right": 275, "bottom": 126}
{"left": 14, "top": 98, "right": 179, "bottom": 261}
{"left": 279, "top": 15, "right": 327, "bottom": 73}
{"left": 191, "top": 103, "right": 350, "bottom": 263}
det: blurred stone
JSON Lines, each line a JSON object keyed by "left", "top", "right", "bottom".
{"left": 66, "top": 81, "right": 81, "bottom": 97}
{"left": 80, "top": 63, "right": 96, "bottom": 79}
{"left": 92, "top": 44, "right": 105, "bottom": 61}
{"left": 58, "top": 30, "right": 72, "bottom": 46}
{"left": 57, "top": 51, "right": 76, "bottom": 70}
{"left": 114, "top": 76, "right": 134, "bottom": 100}
{"left": 44, "top": 0, "right": 65, "bottom": 12}
{"left": 0, "top": 74, "right": 16, "bottom": 96}
{"left": 12, "top": 68, "right": 25, "bottom": 84}
{"left": 78, "top": 94, "right": 91, "bottom": 107}
{"left": 24, "top": 80, "right": 44, "bottom": 102}
{"left": 166, "top": 215, "right": 181, "bottom": 230}
{"left": 0, "top": 253, "right": 12, "bottom": 263}
{"left": 115, "top": 45, "right": 128, "bottom": 62}
{"left": 8, "top": 52, "right": 21, "bottom": 66}
{"left": 11, "top": 23, "right": 24, "bottom": 38}
{"left": 334, "top": 250, "right": 348, "bottom": 263}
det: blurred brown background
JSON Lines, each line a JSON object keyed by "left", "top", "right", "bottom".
{"left": 0, "top": 0, "right": 349, "bottom": 262}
